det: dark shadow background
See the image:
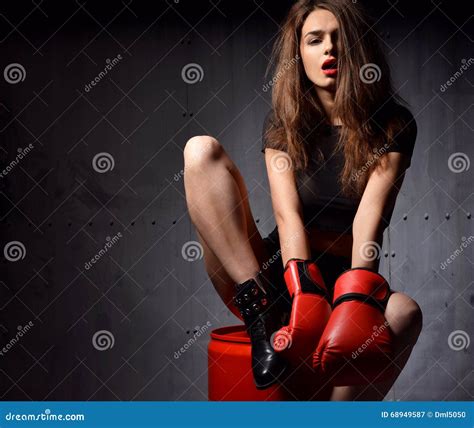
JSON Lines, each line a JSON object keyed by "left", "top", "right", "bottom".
{"left": 0, "top": 0, "right": 472, "bottom": 400}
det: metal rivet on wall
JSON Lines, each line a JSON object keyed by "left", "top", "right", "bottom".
{"left": 403, "top": 214, "right": 407, "bottom": 220}
{"left": 445, "top": 213, "right": 450, "bottom": 220}
{"left": 424, "top": 213, "right": 429, "bottom": 220}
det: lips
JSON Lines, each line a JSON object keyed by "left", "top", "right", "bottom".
{"left": 322, "top": 58, "right": 338, "bottom": 76}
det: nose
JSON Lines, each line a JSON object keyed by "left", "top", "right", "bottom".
{"left": 323, "top": 35, "right": 335, "bottom": 55}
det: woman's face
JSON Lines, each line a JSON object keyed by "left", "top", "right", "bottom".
{"left": 299, "top": 8, "right": 340, "bottom": 91}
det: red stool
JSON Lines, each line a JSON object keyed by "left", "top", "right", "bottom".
{"left": 208, "top": 325, "right": 332, "bottom": 401}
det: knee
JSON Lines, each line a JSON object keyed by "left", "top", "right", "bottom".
{"left": 183, "top": 135, "right": 223, "bottom": 167}
{"left": 386, "top": 294, "right": 423, "bottom": 342}
{"left": 399, "top": 300, "right": 423, "bottom": 341}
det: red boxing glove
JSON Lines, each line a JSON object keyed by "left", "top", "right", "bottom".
{"left": 313, "top": 268, "right": 394, "bottom": 386}
{"left": 272, "top": 258, "right": 332, "bottom": 365}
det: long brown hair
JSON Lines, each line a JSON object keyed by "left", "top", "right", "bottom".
{"left": 264, "top": 0, "right": 410, "bottom": 198}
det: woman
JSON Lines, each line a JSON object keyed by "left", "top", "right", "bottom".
{"left": 183, "top": 0, "right": 422, "bottom": 401}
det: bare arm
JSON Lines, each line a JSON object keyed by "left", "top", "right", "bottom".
{"left": 264, "top": 148, "right": 311, "bottom": 266}
{"left": 352, "top": 152, "right": 410, "bottom": 270}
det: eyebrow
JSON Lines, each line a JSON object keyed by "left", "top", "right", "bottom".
{"left": 304, "top": 29, "right": 338, "bottom": 38}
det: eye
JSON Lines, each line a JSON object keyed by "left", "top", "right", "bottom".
{"left": 308, "top": 38, "right": 321, "bottom": 45}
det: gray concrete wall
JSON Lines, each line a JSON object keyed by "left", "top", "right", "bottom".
{"left": 0, "top": 0, "right": 472, "bottom": 400}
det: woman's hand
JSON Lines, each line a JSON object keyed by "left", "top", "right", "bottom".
{"left": 272, "top": 258, "right": 332, "bottom": 365}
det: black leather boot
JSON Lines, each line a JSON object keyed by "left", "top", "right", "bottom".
{"left": 233, "top": 270, "right": 288, "bottom": 389}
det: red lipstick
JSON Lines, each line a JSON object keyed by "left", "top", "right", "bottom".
{"left": 322, "top": 57, "right": 338, "bottom": 76}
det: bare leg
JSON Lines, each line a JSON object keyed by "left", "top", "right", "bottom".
{"left": 183, "top": 135, "right": 270, "bottom": 317}
{"left": 330, "top": 292, "right": 423, "bottom": 400}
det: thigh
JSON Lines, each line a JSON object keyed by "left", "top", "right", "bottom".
{"left": 329, "top": 292, "right": 422, "bottom": 401}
